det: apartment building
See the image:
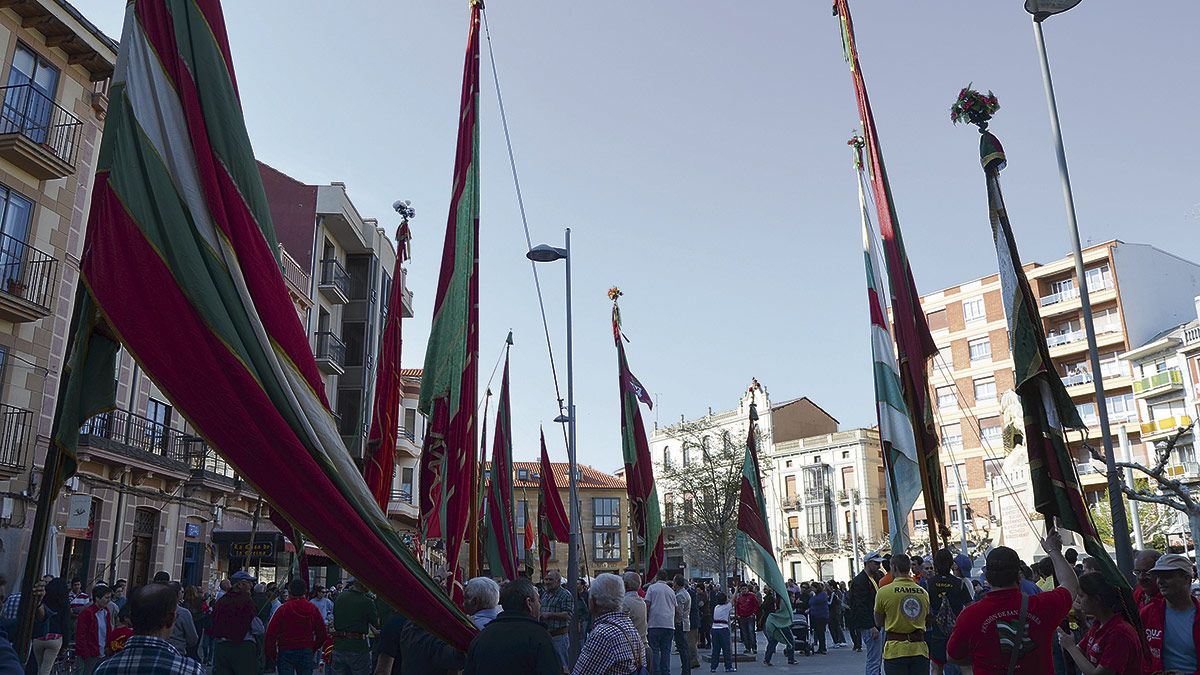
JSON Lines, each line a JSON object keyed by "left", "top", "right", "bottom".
{"left": 770, "top": 428, "right": 887, "bottom": 583}
{"left": 0, "top": 0, "right": 116, "bottom": 586}
{"left": 648, "top": 380, "right": 837, "bottom": 578}
{"left": 507, "top": 460, "right": 628, "bottom": 579}
{"left": 1120, "top": 296, "right": 1200, "bottom": 482}
{"left": 386, "top": 367, "right": 423, "bottom": 531}
{"left": 259, "top": 162, "right": 413, "bottom": 461}
{"left": 920, "top": 240, "right": 1200, "bottom": 556}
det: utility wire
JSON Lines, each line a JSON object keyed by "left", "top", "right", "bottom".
{"left": 480, "top": 9, "right": 570, "bottom": 453}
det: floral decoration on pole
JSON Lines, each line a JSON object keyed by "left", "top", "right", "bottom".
{"left": 607, "top": 286, "right": 623, "bottom": 302}
{"left": 951, "top": 85, "right": 1000, "bottom": 132}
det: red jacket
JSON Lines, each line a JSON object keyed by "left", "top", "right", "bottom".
{"left": 1140, "top": 595, "right": 1200, "bottom": 675}
{"left": 264, "top": 597, "right": 329, "bottom": 658}
{"left": 75, "top": 604, "right": 112, "bottom": 659}
{"left": 734, "top": 592, "right": 760, "bottom": 619}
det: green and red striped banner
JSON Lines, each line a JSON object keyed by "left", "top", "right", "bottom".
{"left": 56, "top": 0, "right": 474, "bottom": 650}
{"left": 483, "top": 347, "right": 519, "bottom": 580}
{"left": 417, "top": 1, "right": 482, "bottom": 602}
{"left": 611, "top": 294, "right": 664, "bottom": 580}
{"left": 538, "top": 429, "right": 569, "bottom": 577}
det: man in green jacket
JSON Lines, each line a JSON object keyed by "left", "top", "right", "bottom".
{"left": 331, "top": 577, "right": 378, "bottom": 675}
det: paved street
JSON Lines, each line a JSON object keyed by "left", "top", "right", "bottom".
{"left": 686, "top": 632, "right": 867, "bottom": 674}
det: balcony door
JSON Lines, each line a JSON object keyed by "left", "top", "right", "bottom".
{"left": 0, "top": 186, "right": 33, "bottom": 290}
{"left": 129, "top": 508, "right": 158, "bottom": 588}
{"left": 4, "top": 44, "right": 59, "bottom": 142}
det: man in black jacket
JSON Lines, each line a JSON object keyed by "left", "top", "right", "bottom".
{"left": 464, "top": 577, "right": 561, "bottom": 675}
{"left": 847, "top": 550, "right": 885, "bottom": 669}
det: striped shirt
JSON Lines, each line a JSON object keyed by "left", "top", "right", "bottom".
{"left": 94, "top": 636, "right": 205, "bottom": 675}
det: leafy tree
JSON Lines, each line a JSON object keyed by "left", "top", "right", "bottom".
{"left": 1090, "top": 485, "right": 1172, "bottom": 552}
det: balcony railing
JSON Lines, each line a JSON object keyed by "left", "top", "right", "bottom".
{"left": 0, "top": 83, "right": 83, "bottom": 174}
{"left": 318, "top": 259, "right": 350, "bottom": 302}
{"left": 1040, "top": 286, "right": 1079, "bottom": 307}
{"left": 1076, "top": 462, "right": 1101, "bottom": 475}
{"left": 803, "top": 486, "right": 830, "bottom": 502}
{"left": 401, "top": 426, "right": 416, "bottom": 442}
{"left": 1133, "top": 369, "right": 1184, "bottom": 395}
{"left": 278, "top": 245, "right": 310, "bottom": 295}
{"left": 1141, "top": 415, "right": 1194, "bottom": 439}
{"left": 1047, "top": 329, "right": 1086, "bottom": 348}
{"left": 1185, "top": 326, "right": 1200, "bottom": 346}
{"left": 0, "top": 231, "right": 58, "bottom": 318}
{"left": 390, "top": 488, "right": 413, "bottom": 504}
{"left": 80, "top": 409, "right": 188, "bottom": 465}
{"left": 0, "top": 404, "right": 34, "bottom": 473}
{"left": 315, "top": 331, "right": 346, "bottom": 367}
{"left": 184, "top": 439, "right": 236, "bottom": 481}
{"left": 806, "top": 532, "right": 839, "bottom": 550}
{"left": 1062, "top": 370, "right": 1094, "bottom": 387}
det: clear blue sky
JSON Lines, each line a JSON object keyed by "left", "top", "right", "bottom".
{"left": 75, "top": 1, "right": 1198, "bottom": 473}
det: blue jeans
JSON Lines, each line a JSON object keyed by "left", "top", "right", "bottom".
{"left": 863, "top": 629, "right": 883, "bottom": 675}
{"left": 276, "top": 648, "right": 315, "bottom": 675}
{"left": 764, "top": 632, "right": 795, "bottom": 664}
{"left": 710, "top": 627, "right": 733, "bottom": 671}
{"left": 648, "top": 627, "right": 675, "bottom": 675}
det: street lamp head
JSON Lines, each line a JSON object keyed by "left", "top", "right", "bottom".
{"left": 526, "top": 244, "right": 568, "bottom": 263}
{"left": 1024, "top": 0, "right": 1083, "bottom": 19}
{"left": 554, "top": 413, "right": 571, "bottom": 424}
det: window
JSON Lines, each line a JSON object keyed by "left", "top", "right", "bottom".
{"left": 984, "top": 458, "right": 1004, "bottom": 482}
{"left": 590, "top": 492, "right": 619, "bottom": 528}
{"left": 1051, "top": 277, "right": 1075, "bottom": 296}
{"left": 517, "top": 468, "right": 529, "bottom": 481}
{"left": 1149, "top": 400, "right": 1187, "bottom": 422}
{"left": 515, "top": 499, "right": 528, "bottom": 529}
{"left": 968, "top": 337, "right": 991, "bottom": 363}
{"left": 3, "top": 44, "right": 60, "bottom": 144}
{"left": 1177, "top": 444, "right": 1197, "bottom": 465}
{"left": 401, "top": 467, "right": 414, "bottom": 500}
{"left": 1076, "top": 401, "right": 1097, "bottom": 423}
{"left": 1142, "top": 360, "right": 1171, "bottom": 378}
{"left": 1093, "top": 307, "right": 1121, "bottom": 334}
{"left": 805, "top": 503, "right": 834, "bottom": 538}
{"left": 882, "top": 509, "right": 889, "bottom": 535}
{"left": 787, "top": 516, "right": 800, "bottom": 541}
{"left": 950, "top": 505, "right": 972, "bottom": 525}
{"left": 664, "top": 498, "right": 674, "bottom": 525}
{"left": 683, "top": 496, "right": 693, "bottom": 522}
{"left": 1099, "top": 352, "right": 1126, "bottom": 379}
{"left": 813, "top": 455, "right": 822, "bottom": 465}
{"left": 962, "top": 297, "right": 985, "bottom": 324}
{"left": 842, "top": 451, "right": 850, "bottom": 460}
{"left": 1107, "top": 393, "right": 1136, "bottom": 421}
{"left": 927, "top": 308, "right": 948, "bottom": 332}
{"left": 662, "top": 447, "right": 671, "bottom": 469}
{"left": 980, "top": 416, "right": 1002, "bottom": 444}
{"left": 945, "top": 462, "right": 967, "bottom": 489}
{"left": 785, "top": 460, "right": 792, "bottom": 468}
{"left": 0, "top": 185, "right": 34, "bottom": 285}
{"left": 593, "top": 531, "right": 621, "bottom": 560}
{"left": 403, "top": 408, "right": 418, "bottom": 439}
{"left": 973, "top": 377, "right": 997, "bottom": 404}
{"left": 913, "top": 509, "right": 928, "bottom": 531}
{"left": 1085, "top": 264, "right": 1113, "bottom": 292}
{"left": 936, "top": 386, "right": 957, "bottom": 410}
{"left": 940, "top": 423, "right": 963, "bottom": 450}
{"left": 784, "top": 475, "right": 797, "bottom": 500}
{"left": 342, "top": 322, "right": 365, "bottom": 367}
{"left": 841, "top": 466, "right": 856, "bottom": 492}
{"left": 682, "top": 443, "right": 690, "bottom": 467}
{"left": 146, "top": 398, "right": 172, "bottom": 450}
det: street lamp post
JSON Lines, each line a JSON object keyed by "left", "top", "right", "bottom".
{"left": 1024, "top": 0, "right": 1134, "bottom": 581}
{"left": 526, "top": 229, "right": 581, "bottom": 664}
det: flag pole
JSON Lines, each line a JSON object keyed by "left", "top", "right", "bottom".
{"left": 1029, "top": 12, "right": 1133, "bottom": 580}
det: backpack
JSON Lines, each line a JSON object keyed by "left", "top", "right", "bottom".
{"left": 932, "top": 577, "right": 963, "bottom": 635}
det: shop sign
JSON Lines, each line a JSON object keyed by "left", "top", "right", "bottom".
{"left": 65, "top": 494, "right": 93, "bottom": 539}
{"left": 230, "top": 541, "right": 275, "bottom": 558}
{"left": 185, "top": 523, "right": 201, "bottom": 539}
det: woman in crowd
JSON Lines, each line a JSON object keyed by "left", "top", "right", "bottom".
{"left": 1057, "top": 571, "right": 1147, "bottom": 675}
{"left": 709, "top": 592, "right": 735, "bottom": 673}
{"left": 31, "top": 578, "right": 69, "bottom": 675}
{"left": 808, "top": 581, "right": 830, "bottom": 655}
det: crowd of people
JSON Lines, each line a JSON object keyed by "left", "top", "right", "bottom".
{"left": 3, "top": 535, "right": 1200, "bottom": 675}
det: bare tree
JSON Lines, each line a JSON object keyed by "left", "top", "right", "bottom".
{"left": 658, "top": 416, "right": 748, "bottom": 585}
{"left": 1087, "top": 422, "right": 1199, "bottom": 552}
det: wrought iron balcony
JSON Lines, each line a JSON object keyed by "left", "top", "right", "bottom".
{"left": 0, "top": 404, "right": 34, "bottom": 478}
{"left": 0, "top": 231, "right": 57, "bottom": 322}
{"left": 318, "top": 258, "right": 350, "bottom": 304}
{"left": 184, "top": 439, "right": 237, "bottom": 483}
{"left": 314, "top": 331, "right": 346, "bottom": 375}
{"left": 80, "top": 409, "right": 188, "bottom": 469}
{"left": 390, "top": 488, "right": 413, "bottom": 504}
{"left": 0, "top": 83, "right": 83, "bottom": 179}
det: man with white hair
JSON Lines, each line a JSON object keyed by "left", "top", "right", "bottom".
{"left": 464, "top": 577, "right": 501, "bottom": 629}
{"left": 620, "top": 572, "right": 648, "bottom": 656}
{"left": 573, "top": 574, "right": 644, "bottom": 675}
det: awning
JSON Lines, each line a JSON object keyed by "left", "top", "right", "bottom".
{"left": 284, "top": 540, "right": 332, "bottom": 561}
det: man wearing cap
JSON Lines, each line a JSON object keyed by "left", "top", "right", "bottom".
{"left": 849, "top": 550, "right": 885, "bottom": 669}
{"left": 874, "top": 554, "right": 929, "bottom": 675}
{"left": 1140, "top": 552, "right": 1200, "bottom": 674}
{"left": 1133, "top": 548, "right": 1164, "bottom": 608}
{"left": 330, "top": 577, "right": 378, "bottom": 675}
{"left": 211, "top": 571, "right": 260, "bottom": 675}
{"left": 946, "top": 528, "right": 1078, "bottom": 674}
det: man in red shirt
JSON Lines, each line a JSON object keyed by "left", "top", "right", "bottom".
{"left": 1133, "top": 548, "right": 1163, "bottom": 608}
{"left": 946, "top": 529, "right": 1078, "bottom": 674}
{"left": 265, "top": 579, "right": 328, "bottom": 675}
{"left": 75, "top": 584, "right": 114, "bottom": 675}
{"left": 734, "top": 584, "right": 761, "bottom": 655}
{"left": 1139, "top": 553, "right": 1200, "bottom": 674}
